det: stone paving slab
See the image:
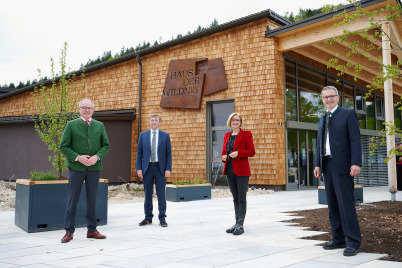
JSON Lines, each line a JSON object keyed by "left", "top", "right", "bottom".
{"left": 0, "top": 186, "right": 400, "bottom": 268}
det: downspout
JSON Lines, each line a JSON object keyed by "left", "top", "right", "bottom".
{"left": 136, "top": 53, "right": 142, "bottom": 184}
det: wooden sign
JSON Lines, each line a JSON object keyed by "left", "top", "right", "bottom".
{"left": 197, "top": 58, "right": 228, "bottom": 95}
{"left": 160, "top": 58, "right": 228, "bottom": 109}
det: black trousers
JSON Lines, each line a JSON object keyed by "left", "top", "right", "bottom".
{"left": 323, "top": 157, "right": 361, "bottom": 249}
{"left": 226, "top": 166, "right": 249, "bottom": 225}
{"left": 65, "top": 168, "right": 100, "bottom": 233}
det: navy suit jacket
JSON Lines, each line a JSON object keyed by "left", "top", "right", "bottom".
{"left": 315, "top": 107, "right": 362, "bottom": 176}
{"left": 136, "top": 129, "right": 172, "bottom": 176}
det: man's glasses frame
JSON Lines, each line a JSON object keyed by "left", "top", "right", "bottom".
{"left": 322, "top": 95, "right": 338, "bottom": 100}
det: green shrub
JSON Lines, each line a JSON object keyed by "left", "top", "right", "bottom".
{"left": 172, "top": 178, "right": 207, "bottom": 185}
{"left": 30, "top": 170, "right": 58, "bottom": 181}
{"left": 30, "top": 170, "right": 40, "bottom": 181}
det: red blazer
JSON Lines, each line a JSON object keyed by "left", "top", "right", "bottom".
{"left": 222, "top": 129, "right": 255, "bottom": 176}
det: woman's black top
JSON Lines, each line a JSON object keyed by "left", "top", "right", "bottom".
{"left": 226, "top": 134, "right": 237, "bottom": 170}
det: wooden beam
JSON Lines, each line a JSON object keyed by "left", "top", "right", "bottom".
{"left": 313, "top": 42, "right": 383, "bottom": 72}
{"left": 293, "top": 45, "right": 402, "bottom": 93}
{"left": 339, "top": 33, "right": 382, "bottom": 61}
{"left": 278, "top": 13, "right": 388, "bottom": 52}
{"left": 389, "top": 21, "right": 402, "bottom": 62}
{"left": 311, "top": 42, "right": 402, "bottom": 88}
{"left": 294, "top": 46, "right": 378, "bottom": 83}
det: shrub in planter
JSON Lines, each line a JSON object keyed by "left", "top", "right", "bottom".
{"left": 167, "top": 178, "right": 211, "bottom": 202}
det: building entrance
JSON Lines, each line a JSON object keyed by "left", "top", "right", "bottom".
{"left": 287, "top": 129, "right": 318, "bottom": 189}
{"left": 206, "top": 100, "right": 234, "bottom": 186}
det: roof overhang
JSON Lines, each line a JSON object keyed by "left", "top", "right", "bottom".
{"left": 265, "top": 0, "right": 402, "bottom": 96}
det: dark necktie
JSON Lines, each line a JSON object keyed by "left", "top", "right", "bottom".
{"left": 151, "top": 131, "right": 156, "bottom": 162}
{"left": 323, "top": 112, "right": 331, "bottom": 156}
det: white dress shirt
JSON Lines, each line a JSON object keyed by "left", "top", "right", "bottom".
{"left": 324, "top": 105, "right": 338, "bottom": 156}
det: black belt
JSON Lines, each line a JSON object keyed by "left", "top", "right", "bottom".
{"left": 323, "top": 155, "right": 332, "bottom": 159}
{"left": 149, "top": 162, "right": 159, "bottom": 166}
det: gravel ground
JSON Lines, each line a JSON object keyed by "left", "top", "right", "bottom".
{"left": 0, "top": 181, "right": 274, "bottom": 210}
{"left": 0, "top": 180, "right": 16, "bottom": 211}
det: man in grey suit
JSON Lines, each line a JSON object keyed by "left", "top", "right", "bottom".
{"left": 314, "top": 86, "right": 362, "bottom": 256}
{"left": 136, "top": 114, "right": 172, "bottom": 227}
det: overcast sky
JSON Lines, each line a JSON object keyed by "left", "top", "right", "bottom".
{"left": 0, "top": 0, "right": 344, "bottom": 86}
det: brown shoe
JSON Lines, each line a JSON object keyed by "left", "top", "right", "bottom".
{"left": 61, "top": 232, "right": 73, "bottom": 243}
{"left": 87, "top": 230, "right": 106, "bottom": 239}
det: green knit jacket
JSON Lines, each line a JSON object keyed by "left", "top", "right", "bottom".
{"left": 60, "top": 118, "right": 111, "bottom": 171}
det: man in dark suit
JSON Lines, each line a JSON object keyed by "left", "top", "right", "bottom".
{"left": 60, "top": 99, "right": 110, "bottom": 243}
{"left": 314, "top": 86, "right": 362, "bottom": 256}
{"left": 136, "top": 114, "right": 172, "bottom": 227}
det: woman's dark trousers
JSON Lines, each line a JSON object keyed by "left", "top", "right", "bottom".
{"left": 226, "top": 166, "right": 249, "bottom": 225}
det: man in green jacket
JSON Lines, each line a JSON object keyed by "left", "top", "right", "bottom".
{"left": 60, "top": 99, "right": 110, "bottom": 243}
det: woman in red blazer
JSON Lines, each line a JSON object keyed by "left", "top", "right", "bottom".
{"left": 221, "top": 112, "right": 255, "bottom": 235}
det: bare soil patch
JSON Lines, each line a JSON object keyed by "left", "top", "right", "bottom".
{"left": 284, "top": 201, "right": 402, "bottom": 262}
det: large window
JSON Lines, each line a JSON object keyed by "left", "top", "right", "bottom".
{"left": 395, "top": 103, "right": 402, "bottom": 129}
{"left": 285, "top": 61, "right": 297, "bottom": 121}
{"left": 376, "top": 97, "right": 384, "bottom": 130}
{"left": 298, "top": 65, "right": 326, "bottom": 123}
{"left": 366, "top": 94, "right": 375, "bottom": 130}
{"left": 344, "top": 83, "right": 354, "bottom": 109}
{"left": 284, "top": 58, "right": 396, "bottom": 131}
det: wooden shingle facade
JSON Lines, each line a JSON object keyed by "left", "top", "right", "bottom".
{"left": 1, "top": 0, "right": 401, "bottom": 189}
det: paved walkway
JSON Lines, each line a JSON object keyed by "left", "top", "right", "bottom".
{"left": 0, "top": 186, "right": 400, "bottom": 268}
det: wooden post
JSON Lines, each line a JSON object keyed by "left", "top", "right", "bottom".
{"left": 382, "top": 22, "right": 397, "bottom": 201}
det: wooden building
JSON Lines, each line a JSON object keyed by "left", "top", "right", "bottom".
{"left": 1, "top": 0, "right": 401, "bottom": 190}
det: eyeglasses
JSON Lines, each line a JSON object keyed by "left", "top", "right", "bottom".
{"left": 80, "top": 106, "right": 94, "bottom": 110}
{"left": 322, "top": 95, "right": 338, "bottom": 100}
{"left": 231, "top": 119, "right": 241, "bottom": 122}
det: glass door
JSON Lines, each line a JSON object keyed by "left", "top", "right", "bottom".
{"left": 308, "top": 131, "right": 318, "bottom": 187}
{"left": 287, "top": 129, "right": 317, "bottom": 189}
{"left": 287, "top": 129, "right": 299, "bottom": 189}
{"left": 207, "top": 100, "right": 234, "bottom": 186}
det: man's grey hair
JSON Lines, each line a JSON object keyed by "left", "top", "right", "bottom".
{"left": 149, "top": 114, "right": 161, "bottom": 122}
{"left": 79, "top": 99, "right": 95, "bottom": 108}
{"left": 321, "top": 86, "right": 339, "bottom": 96}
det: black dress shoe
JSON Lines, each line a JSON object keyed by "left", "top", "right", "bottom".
{"left": 343, "top": 246, "right": 359, "bottom": 256}
{"left": 322, "top": 241, "right": 347, "bottom": 250}
{"left": 139, "top": 219, "right": 152, "bottom": 226}
{"left": 233, "top": 224, "right": 244, "bottom": 235}
{"left": 159, "top": 218, "right": 168, "bottom": 227}
{"left": 226, "top": 224, "right": 236, "bottom": 233}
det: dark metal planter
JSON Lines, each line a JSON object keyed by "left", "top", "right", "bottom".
{"left": 15, "top": 179, "right": 108, "bottom": 233}
{"left": 166, "top": 184, "right": 212, "bottom": 202}
{"left": 318, "top": 185, "right": 363, "bottom": 205}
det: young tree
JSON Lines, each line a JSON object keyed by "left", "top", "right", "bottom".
{"left": 28, "top": 42, "right": 84, "bottom": 178}
{"left": 324, "top": 0, "right": 401, "bottom": 198}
